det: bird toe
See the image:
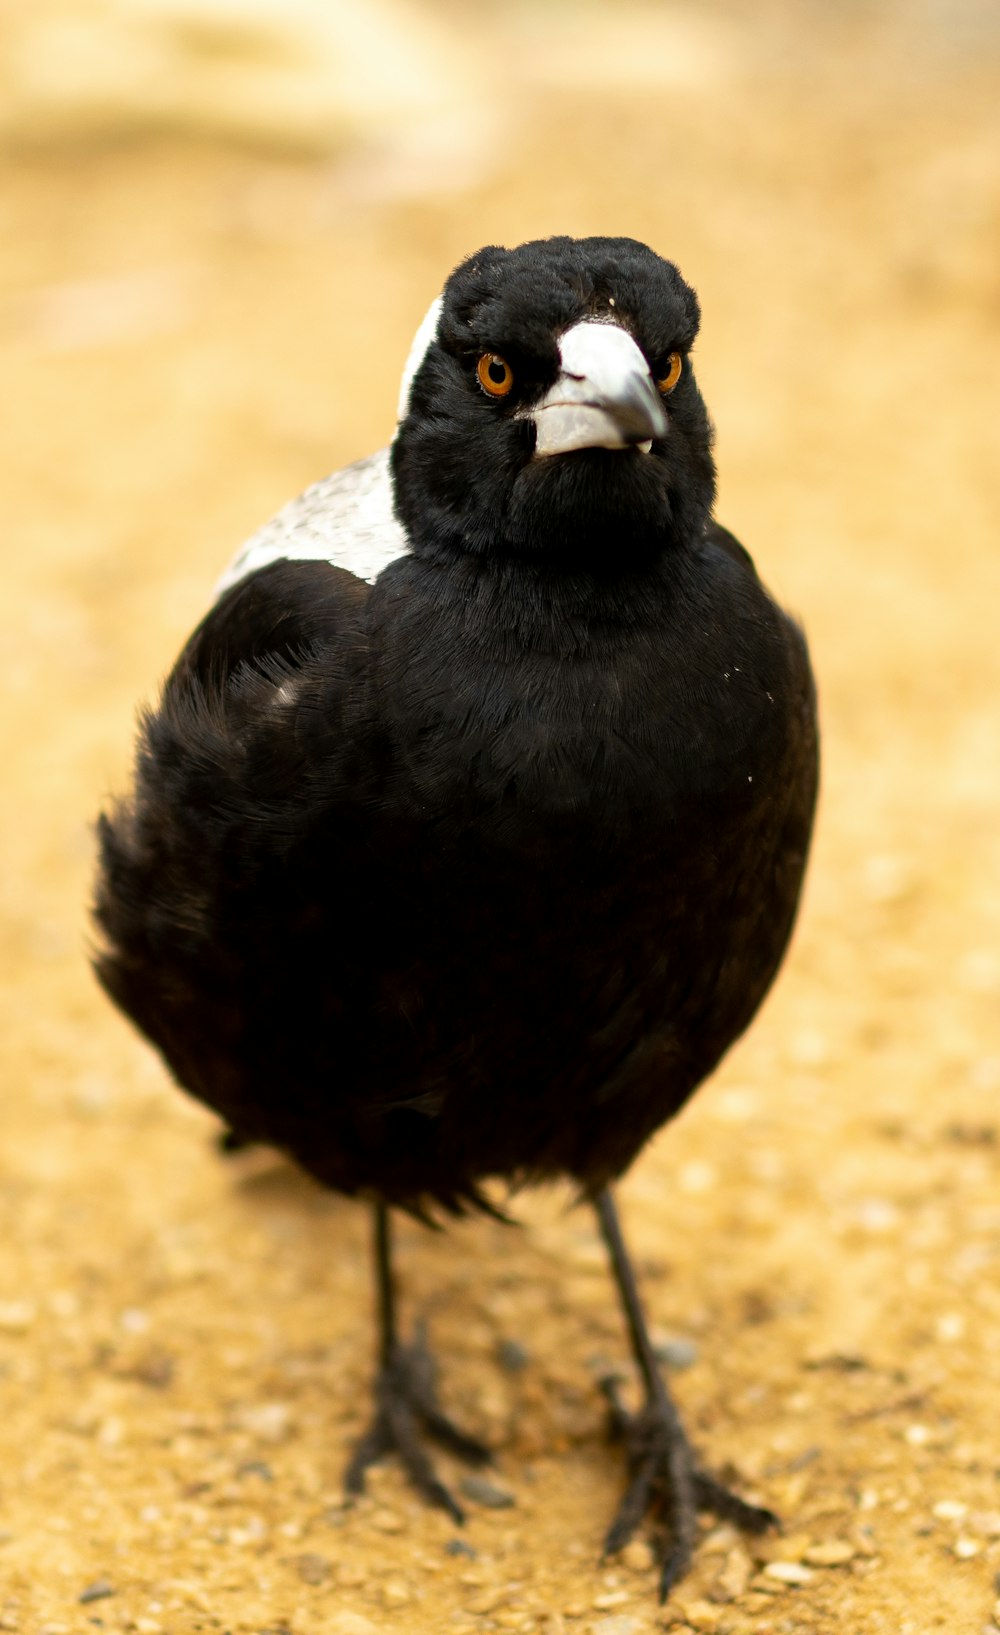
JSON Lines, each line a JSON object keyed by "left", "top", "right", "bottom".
{"left": 600, "top": 1377, "right": 776, "bottom": 1600}
{"left": 345, "top": 1328, "right": 491, "bottom": 1524}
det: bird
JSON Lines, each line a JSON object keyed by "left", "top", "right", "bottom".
{"left": 93, "top": 234, "right": 818, "bottom": 1598}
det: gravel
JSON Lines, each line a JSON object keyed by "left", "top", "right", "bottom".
{"left": 460, "top": 1475, "right": 516, "bottom": 1509}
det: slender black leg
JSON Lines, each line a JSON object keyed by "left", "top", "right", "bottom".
{"left": 344, "top": 1203, "right": 492, "bottom": 1523}
{"left": 595, "top": 1187, "right": 777, "bottom": 1600}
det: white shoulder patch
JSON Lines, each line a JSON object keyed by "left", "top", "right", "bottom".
{"left": 396, "top": 294, "right": 443, "bottom": 422}
{"left": 215, "top": 447, "right": 408, "bottom": 596}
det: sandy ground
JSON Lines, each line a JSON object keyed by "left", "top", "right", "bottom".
{"left": 1, "top": 4, "right": 999, "bottom": 1632}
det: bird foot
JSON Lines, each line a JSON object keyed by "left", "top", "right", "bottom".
{"left": 600, "top": 1374, "right": 778, "bottom": 1600}
{"left": 344, "top": 1322, "right": 491, "bottom": 1524}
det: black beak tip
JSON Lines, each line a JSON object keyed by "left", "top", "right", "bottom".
{"left": 618, "top": 402, "right": 668, "bottom": 446}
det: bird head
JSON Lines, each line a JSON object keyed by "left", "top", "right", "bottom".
{"left": 392, "top": 237, "right": 715, "bottom": 571}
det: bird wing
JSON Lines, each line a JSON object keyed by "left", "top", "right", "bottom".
{"left": 96, "top": 430, "right": 420, "bottom": 1119}
{"left": 215, "top": 446, "right": 409, "bottom": 595}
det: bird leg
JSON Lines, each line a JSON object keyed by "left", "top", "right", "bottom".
{"left": 344, "top": 1203, "right": 491, "bottom": 1524}
{"left": 594, "top": 1187, "right": 777, "bottom": 1600}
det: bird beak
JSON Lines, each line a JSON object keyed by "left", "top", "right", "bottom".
{"left": 527, "top": 320, "right": 668, "bottom": 459}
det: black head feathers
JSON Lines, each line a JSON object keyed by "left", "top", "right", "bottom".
{"left": 392, "top": 235, "right": 714, "bottom": 568}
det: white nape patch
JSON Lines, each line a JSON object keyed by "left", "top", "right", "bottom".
{"left": 396, "top": 294, "right": 443, "bottom": 422}
{"left": 215, "top": 447, "right": 407, "bottom": 596}
{"left": 216, "top": 296, "right": 445, "bottom": 598}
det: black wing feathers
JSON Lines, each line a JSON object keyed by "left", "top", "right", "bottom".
{"left": 95, "top": 560, "right": 374, "bottom": 1133}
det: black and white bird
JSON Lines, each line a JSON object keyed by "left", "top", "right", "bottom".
{"left": 94, "top": 235, "right": 818, "bottom": 1597}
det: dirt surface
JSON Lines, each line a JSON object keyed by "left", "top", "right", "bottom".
{"left": 2, "top": 4, "right": 999, "bottom": 1632}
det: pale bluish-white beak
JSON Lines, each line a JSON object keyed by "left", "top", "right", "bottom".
{"left": 528, "top": 320, "right": 668, "bottom": 458}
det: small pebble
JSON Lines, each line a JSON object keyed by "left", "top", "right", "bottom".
{"left": 370, "top": 1507, "right": 403, "bottom": 1533}
{"left": 762, "top": 1561, "right": 814, "bottom": 1585}
{"left": 933, "top": 1499, "right": 967, "bottom": 1522}
{"left": 228, "top": 1516, "right": 267, "bottom": 1546}
{"left": 130, "top": 1350, "right": 175, "bottom": 1389}
{"left": 237, "top": 1459, "right": 274, "bottom": 1482}
{"left": 761, "top": 1531, "right": 811, "bottom": 1564}
{"left": 679, "top": 1599, "right": 721, "bottom": 1630}
{"left": 711, "top": 1546, "right": 752, "bottom": 1600}
{"left": 854, "top": 1198, "right": 899, "bottom": 1235}
{"left": 593, "top": 1589, "right": 629, "bottom": 1609}
{"left": 0, "top": 1303, "right": 36, "bottom": 1334}
{"left": 48, "top": 1289, "right": 79, "bottom": 1318}
{"left": 381, "top": 1580, "right": 411, "bottom": 1606}
{"left": 328, "top": 1614, "right": 379, "bottom": 1635}
{"left": 296, "top": 1552, "right": 331, "bottom": 1585}
{"left": 787, "top": 1028, "right": 830, "bottom": 1067}
{"left": 740, "top": 1593, "right": 772, "bottom": 1616}
{"left": 955, "top": 1537, "right": 981, "bottom": 1559}
{"left": 863, "top": 853, "right": 913, "bottom": 905}
{"left": 98, "top": 1415, "right": 124, "bottom": 1447}
{"left": 678, "top": 1161, "right": 716, "bottom": 1193}
{"left": 461, "top": 1475, "right": 516, "bottom": 1509}
{"left": 445, "top": 1537, "right": 478, "bottom": 1558}
{"left": 935, "top": 1313, "right": 966, "bottom": 1343}
{"left": 467, "top": 1589, "right": 509, "bottom": 1615}
{"left": 958, "top": 949, "right": 1000, "bottom": 993}
{"left": 78, "top": 1581, "right": 115, "bottom": 1605}
{"left": 651, "top": 1334, "right": 699, "bottom": 1371}
{"left": 803, "top": 1540, "right": 855, "bottom": 1567}
{"left": 592, "top": 1618, "right": 640, "bottom": 1635}
{"left": 335, "top": 1562, "right": 367, "bottom": 1588}
{"left": 565, "top": 1238, "right": 606, "bottom": 1272}
{"left": 700, "top": 1524, "right": 740, "bottom": 1554}
{"left": 237, "top": 1401, "right": 293, "bottom": 1443}
{"left": 620, "top": 1539, "right": 655, "bottom": 1572}
{"left": 498, "top": 1338, "right": 531, "bottom": 1373}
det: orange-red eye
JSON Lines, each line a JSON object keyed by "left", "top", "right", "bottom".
{"left": 476, "top": 353, "right": 515, "bottom": 397}
{"left": 656, "top": 352, "right": 683, "bottom": 394}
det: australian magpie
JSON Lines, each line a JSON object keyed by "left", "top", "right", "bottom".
{"left": 94, "top": 235, "right": 818, "bottom": 1597}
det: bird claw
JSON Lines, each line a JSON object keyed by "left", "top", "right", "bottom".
{"left": 345, "top": 1323, "right": 491, "bottom": 1524}
{"left": 599, "top": 1374, "right": 777, "bottom": 1600}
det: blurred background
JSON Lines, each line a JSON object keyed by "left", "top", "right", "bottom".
{"left": 1, "top": 2, "right": 999, "bottom": 1631}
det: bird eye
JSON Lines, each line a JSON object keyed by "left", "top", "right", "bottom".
{"left": 655, "top": 353, "right": 683, "bottom": 395}
{"left": 476, "top": 353, "right": 515, "bottom": 398}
